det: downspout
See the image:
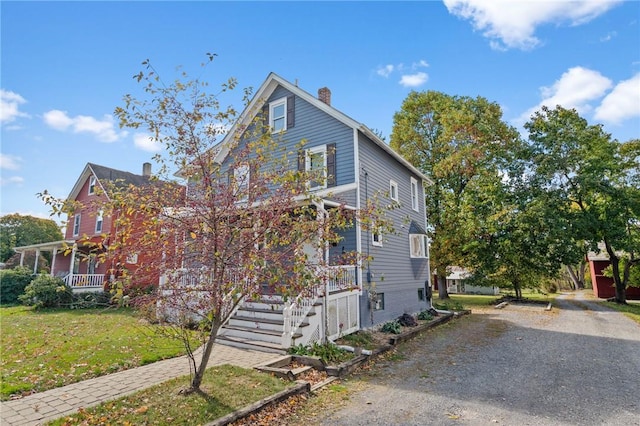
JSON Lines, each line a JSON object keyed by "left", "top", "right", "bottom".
{"left": 353, "top": 128, "right": 363, "bottom": 329}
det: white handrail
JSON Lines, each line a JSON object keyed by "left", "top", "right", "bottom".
{"left": 65, "top": 274, "right": 105, "bottom": 288}
{"left": 282, "top": 265, "right": 357, "bottom": 347}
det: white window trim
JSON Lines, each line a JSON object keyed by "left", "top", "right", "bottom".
{"left": 306, "top": 145, "right": 327, "bottom": 190}
{"left": 374, "top": 293, "right": 385, "bottom": 310}
{"left": 409, "top": 233, "right": 428, "bottom": 258}
{"left": 269, "top": 98, "right": 287, "bottom": 133}
{"left": 126, "top": 253, "right": 139, "bottom": 264}
{"left": 372, "top": 225, "right": 383, "bottom": 247}
{"left": 410, "top": 177, "right": 419, "bottom": 211}
{"left": 88, "top": 176, "right": 97, "bottom": 195}
{"left": 389, "top": 180, "right": 398, "bottom": 202}
{"left": 234, "top": 163, "right": 250, "bottom": 202}
{"left": 95, "top": 210, "right": 104, "bottom": 233}
{"left": 73, "top": 213, "right": 81, "bottom": 237}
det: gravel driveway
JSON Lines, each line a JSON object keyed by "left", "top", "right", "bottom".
{"left": 311, "top": 291, "right": 640, "bottom": 426}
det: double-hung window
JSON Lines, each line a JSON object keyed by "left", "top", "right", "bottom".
{"left": 389, "top": 180, "right": 398, "bottom": 202}
{"left": 234, "top": 163, "right": 250, "bottom": 202}
{"left": 306, "top": 145, "right": 327, "bottom": 190}
{"left": 270, "top": 99, "right": 286, "bottom": 132}
{"left": 88, "top": 176, "right": 97, "bottom": 195}
{"left": 95, "top": 210, "right": 104, "bottom": 233}
{"left": 410, "top": 177, "right": 419, "bottom": 211}
{"left": 409, "top": 233, "right": 428, "bottom": 258}
{"left": 298, "top": 143, "right": 336, "bottom": 190}
{"left": 73, "top": 214, "right": 81, "bottom": 237}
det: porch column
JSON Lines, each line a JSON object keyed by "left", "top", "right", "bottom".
{"left": 33, "top": 249, "right": 40, "bottom": 274}
{"left": 19, "top": 251, "right": 25, "bottom": 267}
{"left": 70, "top": 245, "right": 77, "bottom": 276}
{"left": 50, "top": 248, "right": 58, "bottom": 277}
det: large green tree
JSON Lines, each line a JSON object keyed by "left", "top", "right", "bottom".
{"left": 0, "top": 214, "right": 63, "bottom": 263}
{"left": 464, "top": 171, "right": 583, "bottom": 298}
{"left": 525, "top": 106, "right": 640, "bottom": 304}
{"left": 390, "top": 91, "right": 521, "bottom": 298}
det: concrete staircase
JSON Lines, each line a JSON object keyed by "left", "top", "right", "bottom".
{"left": 216, "top": 295, "right": 318, "bottom": 354}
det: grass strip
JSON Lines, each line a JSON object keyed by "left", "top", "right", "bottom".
{"left": 48, "top": 364, "right": 293, "bottom": 425}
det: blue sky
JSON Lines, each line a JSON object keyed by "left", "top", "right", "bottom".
{"left": 2, "top": 1, "right": 639, "bottom": 222}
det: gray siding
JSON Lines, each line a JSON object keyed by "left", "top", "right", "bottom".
{"left": 267, "top": 86, "right": 355, "bottom": 187}
{"left": 357, "top": 132, "right": 431, "bottom": 327}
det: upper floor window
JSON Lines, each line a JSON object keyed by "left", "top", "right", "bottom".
{"left": 389, "top": 180, "right": 398, "bottom": 202}
{"left": 306, "top": 145, "right": 327, "bottom": 190}
{"left": 88, "top": 176, "right": 97, "bottom": 195}
{"left": 95, "top": 210, "right": 104, "bottom": 233}
{"left": 267, "top": 95, "right": 295, "bottom": 133}
{"left": 298, "top": 143, "right": 336, "bottom": 190}
{"left": 234, "top": 163, "right": 250, "bottom": 202}
{"left": 270, "top": 99, "right": 286, "bottom": 132}
{"left": 409, "top": 233, "right": 428, "bottom": 258}
{"left": 410, "top": 177, "right": 419, "bottom": 211}
{"left": 73, "top": 214, "right": 81, "bottom": 237}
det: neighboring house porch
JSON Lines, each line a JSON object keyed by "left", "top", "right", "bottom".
{"left": 13, "top": 239, "right": 109, "bottom": 293}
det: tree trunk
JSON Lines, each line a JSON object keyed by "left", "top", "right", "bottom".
{"left": 437, "top": 274, "right": 449, "bottom": 299}
{"left": 565, "top": 264, "right": 585, "bottom": 290}
{"left": 577, "top": 262, "right": 586, "bottom": 289}
{"left": 190, "top": 322, "right": 222, "bottom": 391}
{"left": 513, "top": 278, "right": 522, "bottom": 299}
{"left": 604, "top": 241, "right": 626, "bottom": 304}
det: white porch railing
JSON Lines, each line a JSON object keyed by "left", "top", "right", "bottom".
{"left": 64, "top": 274, "right": 105, "bottom": 289}
{"left": 158, "top": 268, "right": 247, "bottom": 325}
{"left": 282, "top": 265, "right": 358, "bottom": 347}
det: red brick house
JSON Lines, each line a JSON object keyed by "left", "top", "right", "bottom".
{"left": 14, "top": 162, "right": 158, "bottom": 293}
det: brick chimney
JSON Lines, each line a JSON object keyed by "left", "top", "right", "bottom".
{"left": 142, "top": 162, "right": 152, "bottom": 177}
{"left": 318, "top": 87, "right": 331, "bottom": 106}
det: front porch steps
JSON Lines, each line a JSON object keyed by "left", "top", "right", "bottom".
{"left": 216, "top": 295, "right": 313, "bottom": 354}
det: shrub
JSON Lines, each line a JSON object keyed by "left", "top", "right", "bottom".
{"left": 0, "top": 267, "right": 33, "bottom": 304}
{"left": 19, "top": 275, "right": 73, "bottom": 308}
{"left": 381, "top": 320, "right": 402, "bottom": 334}
{"left": 287, "top": 342, "right": 352, "bottom": 364}
{"left": 417, "top": 310, "right": 434, "bottom": 321}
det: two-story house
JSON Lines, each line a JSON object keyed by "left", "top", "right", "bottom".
{"left": 194, "top": 73, "right": 433, "bottom": 351}
{"left": 14, "top": 162, "right": 155, "bottom": 293}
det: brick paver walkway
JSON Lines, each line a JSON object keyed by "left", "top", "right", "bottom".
{"left": 0, "top": 344, "right": 281, "bottom": 426}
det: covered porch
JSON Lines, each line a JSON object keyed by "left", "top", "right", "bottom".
{"left": 13, "top": 240, "right": 108, "bottom": 292}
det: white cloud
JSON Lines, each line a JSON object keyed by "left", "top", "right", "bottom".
{"left": 1, "top": 89, "right": 30, "bottom": 124}
{"left": 444, "top": 0, "right": 622, "bottom": 50}
{"left": 375, "top": 60, "right": 429, "bottom": 86}
{"left": 412, "top": 60, "right": 430, "bottom": 69}
{"left": 600, "top": 31, "right": 617, "bottom": 42}
{"left": 133, "top": 133, "right": 163, "bottom": 152}
{"left": 0, "top": 176, "right": 25, "bottom": 186}
{"left": 377, "top": 65, "right": 394, "bottom": 78}
{"left": 399, "top": 72, "right": 429, "bottom": 88}
{"left": 43, "top": 109, "right": 74, "bottom": 130}
{"left": 43, "top": 109, "right": 126, "bottom": 142}
{"left": 518, "top": 66, "right": 612, "bottom": 123}
{"left": 594, "top": 73, "right": 640, "bottom": 124}
{"left": 0, "top": 154, "right": 22, "bottom": 170}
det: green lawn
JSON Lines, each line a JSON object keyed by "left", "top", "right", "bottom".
{"left": 48, "top": 364, "right": 293, "bottom": 426}
{"left": 436, "top": 290, "right": 559, "bottom": 311}
{"left": 0, "top": 305, "right": 200, "bottom": 400}
{"left": 603, "top": 300, "right": 640, "bottom": 324}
